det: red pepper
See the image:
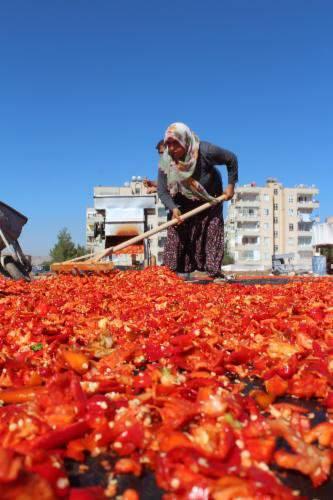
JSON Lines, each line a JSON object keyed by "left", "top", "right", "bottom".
{"left": 275, "top": 354, "right": 298, "bottom": 380}
{"left": 245, "top": 436, "right": 276, "bottom": 462}
{"left": 145, "top": 343, "right": 163, "bottom": 362}
{"left": 117, "top": 422, "right": 144, "bottom": 448}
{"left": 30, "top": 420, "right": 90, "bottom": 450}
{"left": 265, "top": 375, "right": 288, "bottom": 396}
{"left": 308, "top": 307, "right": 325, "bottom": 321}
{"left": 306, "top": 359, "right": 329, "bottom": 377}
{"left": 225, "top": 347, "right": 253, "bottom": 365}
{"left": 247, "top": 466, "right": 294, "bottom": 498}
{"left": 170, "top": 334, "right": 195, "bottom": 347}
{"left": 0, "top": 448, "right": 22, "bottom": 483}
{"left": 86, "top": 395, "right": 110, "bottom": 415}
{"left": 326, "top": 392, "right": 333, "bottom": 408}
{"left": 133, "top": 371, "right": 152, "bottom": 390}
{"left": 70, "top": 373, "right": 87, "bottom": 416}
{"left": 69, "top": 487, "right": 106, "bottom": 500}
{"left": 0, "top": 385, "right": 45, "bottom": 404}
{"left": 313, "top": 341, "right": 325, "bottom": 359}
{"left": 29, "top": 462, "right": 69, "bottom": 497}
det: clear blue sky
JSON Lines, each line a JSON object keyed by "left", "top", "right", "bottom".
{"left": 1, "top": 0, "right": 332, "bottom": 255}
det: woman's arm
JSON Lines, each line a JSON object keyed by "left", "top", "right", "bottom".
{"left": 206, "top": 143, "right": 238, "bottom": 200}
{"left": 157, "top": 169, "right": 178, "bottom": 211}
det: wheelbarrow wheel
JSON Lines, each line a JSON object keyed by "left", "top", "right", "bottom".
{"left": 3, "top": 261, "right": 31, "bottom": 281}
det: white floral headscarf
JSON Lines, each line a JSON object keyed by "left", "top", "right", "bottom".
{"left": 159, "top": 122, "right": 217, "bottom": 202}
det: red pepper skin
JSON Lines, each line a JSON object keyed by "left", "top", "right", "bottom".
{"left": 246, "top": 466, "right": 295, "bottom": 499}
{"left": 170, "top": 334, "right": 195, "bottom": 348}
{"left": 325, "top": 392, "right": 333, "bottom": 408}
{"left": 0, "top": 385, "right": 45, "bottom": 404}
{"left": 313, "top": 341, "right": 325, "bottom": 358}
{"left": 145, "top": 343, "right": 163, "bottom": 362}
{"left": 265, "top": 375, "right": 288, "bottom": 396}
{"left": 264, "top": 354, "right": 298, "bottom": 381}
{"left": 132, "top": 372, "right": 152, "bottom": 390}
{"left": 30, "top": 420, "right": 90, "bottom": 450}
{"left": 224, "top": 347, "right": 253, "bottom": 366}
{"left": 306, "top": 359, "right": 329, "bottom": 377}
{"left": 245, "top": 436, "right": 276, "bottom": 462}
{"left": 69, "top": 487, "right": 106, "bottom": 500}
{"left": 29, "top": 462, "right": 69, "bottom": 497}
{"left": 309, "top": 307, "right": 325, "bottom": 321}
{"left": 277, "top": 354, "right": 298, "bottom": 379}
{"left": 70, "top": 373, "right": 87, "bottom": 416}
{"left": 0, "top": 448, "right": 22, "bottom": 483}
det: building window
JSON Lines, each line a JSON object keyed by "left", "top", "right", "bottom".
{"left": 158, "top": 207, "right": 167, "bottom": 217}
{"left": 273, "top": 217, "right": 278, "bottom": 224}
{"left": 263, "top": 223, "right": 269, "bottom": 230}
{"left": 289, "top": 223, "right": 294, "bottom": 231}
{"left": 243, "top": 250, "right": 254, "bottom": 260}
{"left": 264, "top": 208, "right": 269, "bottom": 216}
{"left": 288, "top": 208, "right": 294, "bottom": 216}
{"left": 274, "top": 189, "right": 278, "bottom": 195}
{"left": 274, "top": 231, "right": 278, "bottom": 237}
{"left": 298, "top": 236, "right": 312, "bottom": 247}
{"left": 263, "top": 194, "right": 269, "bottom": 202}
{"left": 242, "top": 236, "right": 258, "bottom": 245}
{"left": 288, "top": 237, "right": 294, "bottom": 245}
{"left": 288, "top": 196, "right": 294, "bottom": 203}
{"left": 273, "top": 204, "right": 278, "bottom": 211}
{"left": 158, "top": 237, "right": 167, "bottom": 248}
{"left": 274, "top": 245, "right": 279, "bottom": 252}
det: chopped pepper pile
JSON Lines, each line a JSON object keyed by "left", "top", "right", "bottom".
{"left": 0, "top": 267, "right": 333, "bottom": 499}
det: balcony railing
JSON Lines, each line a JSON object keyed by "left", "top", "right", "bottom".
{"left": 235, "top": 199, "right": 260, "bottom": 205}
{"left": 235, "top": 243, "right": 260, "bottom": 249}
{"left": 297, "top": 200, "right": 319, "bottom": 208}
{"left": 298, "top": 243, "right": 313, "bottom": 249}
{"left": 236, "top": 213, "right": 260, "bottom": 219}
{"left": 298, "top": 214, "right": 313, "bottom": 222}
{"left": 236, "top": 228, "right": 260, "bottom": 234}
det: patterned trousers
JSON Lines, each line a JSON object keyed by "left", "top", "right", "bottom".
{"left": 163, "top": 206, "right": 224, "bottom": 276}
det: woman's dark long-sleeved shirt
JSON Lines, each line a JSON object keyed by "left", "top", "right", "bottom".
{"left": 158, "top": 141, "right": 238, "bottom": 212}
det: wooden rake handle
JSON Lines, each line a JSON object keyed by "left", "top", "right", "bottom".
{"left": 67, "top": 194, "right": 227, "bottom": 264}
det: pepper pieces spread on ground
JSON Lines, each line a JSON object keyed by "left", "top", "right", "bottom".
{"left": 0, "top": 268, "right": 333, "bottom": 499}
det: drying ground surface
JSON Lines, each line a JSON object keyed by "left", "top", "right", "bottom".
{"left": 0, "top": 268, "right": 333, "bottom": 499}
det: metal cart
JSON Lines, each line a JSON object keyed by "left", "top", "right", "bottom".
{"left": 0, "top": 201, "right": 31, "bottom": 280}
{"left": 272, "top": 253, "right": 295, "bottom": 275}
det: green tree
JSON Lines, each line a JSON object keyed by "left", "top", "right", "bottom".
{"left": 41, "top": 261, "right": 51, "bottom": 271}
{"left": 49, "top": 228, "right": 86, "bottom": 263}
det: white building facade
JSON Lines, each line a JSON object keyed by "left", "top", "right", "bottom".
{"left": 86, "top": 178, "right": 168, "bottom": 266}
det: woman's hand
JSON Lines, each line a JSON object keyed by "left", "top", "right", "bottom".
{"left": 172, "top": 208, "right": 183, "bottom": 224}
{"left": 223, "top": 184, "right": 235, "bottom": 201}
{"left": 143, "top": 179, "right": 158, "bottom": 193}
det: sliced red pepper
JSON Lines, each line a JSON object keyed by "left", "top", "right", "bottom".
{"left": 0, "top": 385, "right": 45, "bottom": 404}
{"left": 69, "top": 487, "right": 106, "bottom": 500}
{"left": 30, "top": 420, "right": 90, "bottom": 450}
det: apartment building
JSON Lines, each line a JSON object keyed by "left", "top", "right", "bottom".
{"left": 225, "top": 178, "right": 319, "bottom": 269}
{"left": 86, "top": 177, "right": 168, "bottom": 266}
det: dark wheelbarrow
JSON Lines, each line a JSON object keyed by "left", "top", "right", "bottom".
{"left": 0, "top": 201, "right": 32, "bottom": 281}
